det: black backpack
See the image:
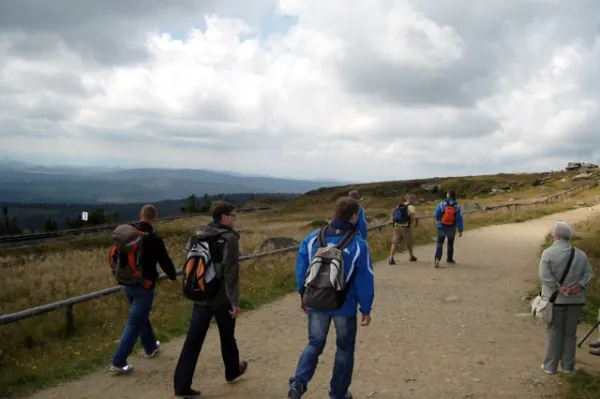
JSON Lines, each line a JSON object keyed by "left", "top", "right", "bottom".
{"left": 181, "top": 233, "right": 227, "bottom": 301}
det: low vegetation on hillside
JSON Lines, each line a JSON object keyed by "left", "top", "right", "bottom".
{"left": 1, "top": 171, "right": 599, "bottom": 397}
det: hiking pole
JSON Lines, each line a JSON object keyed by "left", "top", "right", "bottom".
{"left": 577, "top": 319, "right": 600, "bottom": 348}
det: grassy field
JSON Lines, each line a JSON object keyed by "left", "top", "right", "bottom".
{"left": 0, "top": 175, "right": 599, "bottom": 397}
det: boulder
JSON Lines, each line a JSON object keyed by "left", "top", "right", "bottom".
{"left": 260, "top": 237, "right": 300, "bottom": 251}
{"left": 573, "top": 172, "right": 594, "bottom": 181}
{"left": 463, "top": 203, "right": 483, "bottom": 212}
{"left": 566, "top": 162, "right": 581, "bottom": 171}
{"left": 421, "top": 183, "right": 442, "bottom": 193}
{"left": 532, "top": 179, "right": 544, "bottom": 187}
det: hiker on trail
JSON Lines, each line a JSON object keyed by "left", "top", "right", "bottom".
{"left": 433, "top": 190, "right": 464, "bottom": 268}
{"left": 109, "top": 204, "right": 177, "bottom": 374}
{"left": 388, "top": 194, "right": 418, "bottom": 264}
{"left": 348, "top": 190, "right": 368, "bottom": 239}
{"left": 538, "top": 221, "right": 595, "bottom": 373}
{"left": 590, "top": 308, "right": 600, "bottom": 356}
{"left": 288, "top": 197, "right": 374, "bottom": 399}
{"left": 173, "top": 201, "right": 248, "bottom": 398}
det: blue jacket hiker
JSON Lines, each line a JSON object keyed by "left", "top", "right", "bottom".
{"left": 288, "top": 197, "right": 374, "bottom": 399}
{"left": 433, "top": 190, "right": 464, "bottom": 268}
{"left": 348, "top": 189, "right": 368, "bottom": 239}
{"left": 356, "top": 205, "right": 368, "bottom": 239}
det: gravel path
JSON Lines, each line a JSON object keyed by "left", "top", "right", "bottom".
{"left": 28, "top": 207, "right": 600, "bottom": 399}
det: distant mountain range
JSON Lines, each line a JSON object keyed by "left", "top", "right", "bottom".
{"left": 0, "top": 158, "right": 351, "bottom": 203}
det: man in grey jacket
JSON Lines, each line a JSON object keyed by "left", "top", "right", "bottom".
{"left": 539, "top": 221, "right": 595, "bottom": 374}
{"left": 173, "top": 201, "right": 248, "bottom": 398}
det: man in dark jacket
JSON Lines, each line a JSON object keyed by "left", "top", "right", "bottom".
{"left": 173, "top": 201, "right": 248, "bottom": 398}
{"left": 110, "top": 204, "right": 177, "bottom": 374}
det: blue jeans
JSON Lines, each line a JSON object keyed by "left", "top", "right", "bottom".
{"left": 435, "top": 225, "right": 456, "bottom": 261}
{"left": 289, "top": 311, "right": 357, "bottom": 399}
{"left": 112, "top": 285, "right": 158, "bottom": 367}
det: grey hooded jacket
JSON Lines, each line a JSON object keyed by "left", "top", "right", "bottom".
{"left": 538, "top": 239, "right": 594, "bottom": 305}
{"left": 188, "top": 222, "right": 241, "bottom": 308}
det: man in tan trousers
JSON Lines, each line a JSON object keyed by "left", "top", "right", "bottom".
{"left": 388, "top": 194, "right": 418, "bottom": 265}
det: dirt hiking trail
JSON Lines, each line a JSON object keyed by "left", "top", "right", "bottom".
{"left": 29, "top": 207, "right": 600, "bottom": 399}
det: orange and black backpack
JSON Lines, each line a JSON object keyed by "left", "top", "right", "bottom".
{"left": 440, "top": 201, "right": 457, "bottom": 226}
{"left": 109, "top": 224, "right": 152, "bottom": 289}
{"left": 181, "top": 233, "right": 228, "bottom": 301}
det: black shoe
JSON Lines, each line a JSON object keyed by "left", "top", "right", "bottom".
{"left": 447, "top": 259, "right": 456, "bottom": 265}
{"left": 288, "top": 381, "right": 305, "bottom": 398}
{"left": 409, "top": 255, "right": 417, "bottom": 262}
{"left": 388, "top": 257, "right": 395, "bottom": 265}
{"left": 226, "top": 361, "right": 248, "bottom": 382}
{"left": 174, "top": 388, "right": 201, "bottom": 398}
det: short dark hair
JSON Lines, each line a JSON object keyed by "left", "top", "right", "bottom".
{"left": 211, "top": 200, "right": 236, "bottom": 222}
{"left": 447, "top": 190, "right": 456, "bottom": 200}
{"left": 334, "top": 197, "right": 360, "bottom": 222}
{"left": 140, "top": 204, "right": 158, "bottom": 221}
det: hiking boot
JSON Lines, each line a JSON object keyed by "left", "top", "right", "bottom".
{"left": 589, "top": 340, "right": 600, "bottom": 349}
{"left": 409, "top": 255, "right": 417, "bottom": 262}
{"left": 447, "top": 259, "right": 456, "bottom": 265}
{"left": 109, "top": 364, "right": 134, "bottom": 375}
{"left": 174, "top": 388, "right": 201, "bottom": 398}
{"left": 434, "top": 259, "right": 440, "bottom": 268}
{"left": 144, "top": 340, "right": 160, "bottom": 358}
{"left": 288, "top": 381, "right": 305, "bottom": 398}
{"left": 226, "top": 361, "right": 248, "bottom": 382}
{"left": 388, "top": 257, "right": 396, "bottom": 265}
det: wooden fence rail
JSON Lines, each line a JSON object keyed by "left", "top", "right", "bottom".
{"left": 0, "top": 178, "right": 598, "bottom": 333}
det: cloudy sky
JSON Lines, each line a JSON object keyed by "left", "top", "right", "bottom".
{"left": 0, "top": 0, "right": 599, "bottom": 182}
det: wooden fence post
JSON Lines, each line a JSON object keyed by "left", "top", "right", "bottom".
{"left": 65, "top": 305, "right": 76, "bottom": 337}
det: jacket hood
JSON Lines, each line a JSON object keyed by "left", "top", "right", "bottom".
{"left": 194, "top": 222, "right": 239, "bottom": 240}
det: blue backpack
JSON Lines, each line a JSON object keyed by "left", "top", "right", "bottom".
{"left": 393, "top": 203, "right": 410, "bottom": 224}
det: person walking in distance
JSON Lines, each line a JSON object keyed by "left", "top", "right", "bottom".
{"left": 109, "top": 204, "right": 177, "bottom": 374}
{"left": 173, "top": 201, "right": 247, "bottom": 398}
{"left": 287, "top": 197, "right": 375, "bottom": 399}
{"left": 348, "top": 190, "right": 368, "bottom": 239}
{"left": 388, "top": 194, "right": 418, "bottom": 264}
{"left": 433, "top": 190, "right": 464, "bottom": 268}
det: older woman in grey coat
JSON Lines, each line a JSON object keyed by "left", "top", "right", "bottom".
{"left": 538, "top": 221, "right": 595, "bottom": 374}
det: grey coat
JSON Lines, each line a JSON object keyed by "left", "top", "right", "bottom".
{"left": 538, "top": 239, "right": 594, "bottom": 305}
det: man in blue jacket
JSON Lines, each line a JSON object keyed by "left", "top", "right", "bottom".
{"left": 288, "top": 197, "right": 374, "bottom": 399}
{"left": 433, "top": 190, "right": 464, "bottom": 268}
{"left": 348, "top": 190, "right": 368, "bottom": 239}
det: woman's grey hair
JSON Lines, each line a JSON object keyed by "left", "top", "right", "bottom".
{"left": 552, "top": 221, "right": 573, "bottom": 240}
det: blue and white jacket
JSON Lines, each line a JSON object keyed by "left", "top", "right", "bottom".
{"left": 434, "top": 199, "right": 464, "bottom": 232}
{"left": 296, "top": 219, "right": 374, "bottom": 317}
{"left": 356, "top": 206, "right": 368, "bottom": 239}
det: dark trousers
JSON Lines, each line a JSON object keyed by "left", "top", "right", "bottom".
{"left": 434, "top": 225, "right": 456, "bottom": 261}
{"left": 173, "top": 303, "right": 240, "bottom": 393}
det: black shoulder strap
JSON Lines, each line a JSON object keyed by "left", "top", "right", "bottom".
{"left": 336, "top": 229, "right": 356, "bottom": 250}
{"left": 317, "top": 226, "right": 327, "bottom": 248}
{"left": 549, "top": 247, "right": 576, "bottom": 303}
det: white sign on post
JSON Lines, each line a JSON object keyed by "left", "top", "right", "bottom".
{"left": 81, "top": 211, "right": 89, "bottom": 221}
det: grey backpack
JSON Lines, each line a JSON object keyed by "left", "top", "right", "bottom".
{"left": 301, "top": 226, "right": 356, "bottom": 311}
{"left": 109, "top": 224, "right": 152, "bottom": 289}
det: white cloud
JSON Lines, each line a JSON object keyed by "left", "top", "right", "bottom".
{"left": 1, "top": 0, "right": 599, "bottom": 182}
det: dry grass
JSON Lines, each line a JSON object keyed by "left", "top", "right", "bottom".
{"left": 1, "top": 186, "right": 599, "bottom": 397}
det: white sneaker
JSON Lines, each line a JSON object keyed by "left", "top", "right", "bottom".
{"left": 145, "top": 341, "right": 160, "bottom": 358}
{"left": 540, "top": 363, "right": 556, "bottom": 375}
{"left": 110, "top": 364, "right": 134, "bottom": 375}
